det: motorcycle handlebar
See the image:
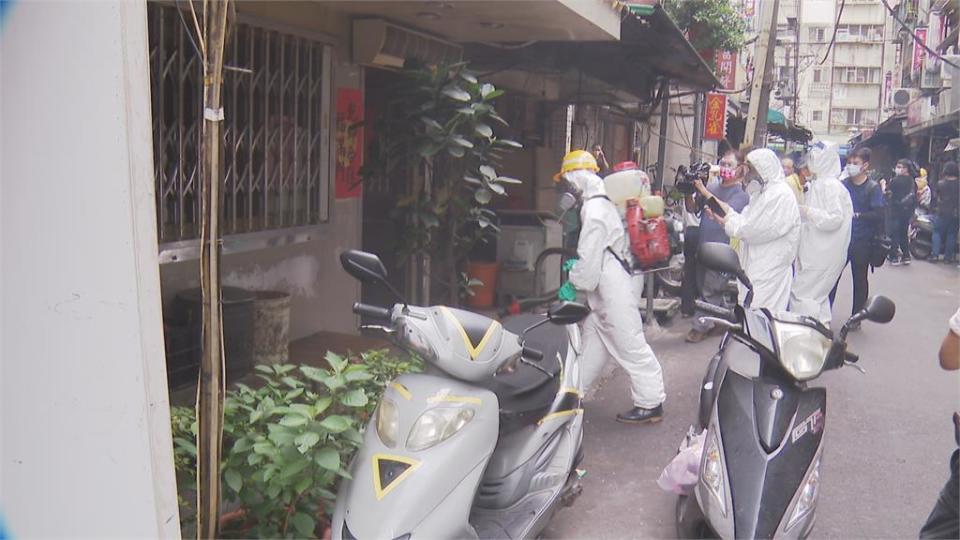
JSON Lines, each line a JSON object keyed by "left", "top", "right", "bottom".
{"left": 352, "top": 302, "right": 392, "bottom": 321}
{"left": 694, "top": 299, "right": 734, "bottom": 320}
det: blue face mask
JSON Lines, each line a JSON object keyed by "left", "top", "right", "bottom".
{"left": 846, "top": 163, "right": 863, "bottom": 177}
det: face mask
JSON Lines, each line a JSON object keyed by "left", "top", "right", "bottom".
{"left": 719, "top": 166, "right": 737, "bottom": 180}
{"left": 846, "top": 163, "right": 863, "bottom": 177}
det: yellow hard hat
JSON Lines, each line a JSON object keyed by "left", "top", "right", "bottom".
{"left": 554, "top": 150, "right": 599, "bottom": 181}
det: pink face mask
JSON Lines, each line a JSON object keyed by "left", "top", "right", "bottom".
{"left": 719, "top": 166, "right": 737, "bottom": 180}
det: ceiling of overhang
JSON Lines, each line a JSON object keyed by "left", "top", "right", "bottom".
{"left": 317, "top": 0, "right": 620, "bottom": 42}
{"left": 463, "top": 9, "right": 718, "bottom": 103}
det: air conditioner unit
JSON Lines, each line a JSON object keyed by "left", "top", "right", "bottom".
{"left": 891, "top": 87, "right": 920, "bottom": 108}
{"left": 353, "top": 19, "right": 462, "bottom": 69}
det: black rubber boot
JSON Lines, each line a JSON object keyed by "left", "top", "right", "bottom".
{"left": 616, "top": 404, "right": 664, "bottom": 425}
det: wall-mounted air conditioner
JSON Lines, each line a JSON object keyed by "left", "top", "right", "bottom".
{"left": 891, "top": 87, "right": 920, "bottom": 109}
{"left": 353, "top": 19, "right": 462, "bottom": 69}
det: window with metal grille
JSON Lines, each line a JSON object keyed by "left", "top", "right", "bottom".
{"left": 148, "top": 4, "right": 332, "bottom": 244}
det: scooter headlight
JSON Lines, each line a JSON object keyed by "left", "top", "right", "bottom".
{"left": 774, "top": 322, "right": 831, "bottom": 381}
{"left": 406, "top": 407, "right": 475, "bottom": 451}
{"left": 786, "top": 456, "right": 821, "bottom": 531}
{"left": 701, "top": 430, "right": 727, "bottom": 516}
{"left": 376, "top": 398, "right": 400, "bottom": 448}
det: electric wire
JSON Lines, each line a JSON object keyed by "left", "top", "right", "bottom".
{"left": 879, "top": 0, "right": 960, "bottom": 70}
{"left": 819, "top": 0, "right": 846, "bottom": 65}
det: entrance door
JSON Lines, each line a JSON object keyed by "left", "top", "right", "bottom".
{"left": 361, "top": 68, "right": 408, "bottom": 308}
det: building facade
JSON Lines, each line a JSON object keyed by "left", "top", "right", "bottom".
{"left": 772, "top": 0, "right": 899, "bottom": 143}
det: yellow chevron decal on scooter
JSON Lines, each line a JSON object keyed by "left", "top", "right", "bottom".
{"left": 439, "top": 306, "right": 500, "bottom": 360}
{"left": 372, "top": 453, "right": 421, "bottom": 501}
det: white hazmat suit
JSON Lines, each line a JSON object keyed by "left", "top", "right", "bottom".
{"left": 565, "top": 169, "right": 666, "bottom": 409}
{"left": 723, "top": 149, "right": 801, "bottom": 312}
{"left": 790, "top": 142, "right": 853, "bottom": 323}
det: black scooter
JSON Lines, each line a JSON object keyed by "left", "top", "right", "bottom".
{"left": 676, "top": 243, "right": 896, "bottom": 539}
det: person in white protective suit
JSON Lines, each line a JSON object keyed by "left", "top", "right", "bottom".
{"left": 554, "top": 150, "right": 667, "bottom": 424}
{"left": 790, "top": 141, "right": 853, "bottom": 323}
{"left": 705, "top": 148, "right": 800, "bottom": 311}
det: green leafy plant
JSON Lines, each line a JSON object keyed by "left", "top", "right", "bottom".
{"left": 171, "top": 350, "right": 422, "bottom": 538}
{"left": 362, "top": 62, "right": 522, "bottom": 305}
{"left": 663, "top": 0, "right": 747, "bottom": 55}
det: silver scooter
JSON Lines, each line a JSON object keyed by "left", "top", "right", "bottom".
{"left": 332, "top": 250, "right": 590, "bottom": 540}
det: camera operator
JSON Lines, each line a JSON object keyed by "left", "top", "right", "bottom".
{"left": 685, "top": 150, "right": 750, "bottom": 343}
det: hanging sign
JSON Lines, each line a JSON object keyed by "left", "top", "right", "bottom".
{"left": 912, "top": 27, "right": 927, "bottom": 81}
{"left": 335, "top": 88, "right": 363, "bottom": 199}
{"left": 703, "top": 93, "right": 727, "bottom": 141}
{"left": 715, "top": 50, "right": 738, "bottom": 90}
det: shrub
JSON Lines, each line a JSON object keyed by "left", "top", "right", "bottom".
{"left": 171, "top": 349, "right": 422, "bottom": 538}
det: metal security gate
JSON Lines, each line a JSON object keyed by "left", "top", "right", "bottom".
{"left": 148, "top": 4, "right": 332, "bottom": 244}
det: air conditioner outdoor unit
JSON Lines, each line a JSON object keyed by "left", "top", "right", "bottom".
{"left": 891, "top": 87, "right": 920, "bottom": 108}
{"left": 353, "top": 19, "right": 462, "bottom": 69}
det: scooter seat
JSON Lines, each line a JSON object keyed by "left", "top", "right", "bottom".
{"left": 480, "top": 314, "right": 565, "bottom": 433}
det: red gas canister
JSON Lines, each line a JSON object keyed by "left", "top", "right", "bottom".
{"left": 626, "top": 199, "right": 671, "bottom": 268}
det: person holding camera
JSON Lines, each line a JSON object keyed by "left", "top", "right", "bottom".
{"left": 686, "top": 150, "right": 750, "bottom": 343}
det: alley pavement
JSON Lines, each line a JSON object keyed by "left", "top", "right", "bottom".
{"left": 544, "top": 260, "right": 960, "bottom": 539}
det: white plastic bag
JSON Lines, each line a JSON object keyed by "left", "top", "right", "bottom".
{"left": 657, "top": 428, "right": 706, "bottom": 495}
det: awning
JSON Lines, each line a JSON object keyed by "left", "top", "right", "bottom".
{"left": 767, "top": 109, "right": 786, "bottom": 125}
{"left": 904, "top": 111, "right": 960, "bottom": 137}
{"left": 464, "top": 5, "right": 719, "bottom": 104}
{"left": 724, "top": 111, "right": 813, "bottom": 145}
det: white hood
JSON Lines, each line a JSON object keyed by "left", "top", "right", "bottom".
{"left": 806, "top": 141, "right": 842, "bottom": 180}
{"left": 746, "top": 148, "right": 786, "bottom": 186}
{"left": 563, "top": 169, "right": 607, "bottom": 199}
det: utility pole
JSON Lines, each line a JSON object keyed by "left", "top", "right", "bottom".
{"left": 197, "top": 1, "right": 231, "bottom": 539}
{"left": 655, "top": 79, "right": 669, "bottom": 192}
{"left": 691, "top": 92, "right": 704, "bottom": 164}
{"left": 744, "top": 0, "right": 781, "bottom": 147}
{"left": 793, "top": 0, "right": 801, "bottom": 125}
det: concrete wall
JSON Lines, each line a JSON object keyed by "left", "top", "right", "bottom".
{"left": 0, "top": 1, "right": 179, "bottom": 537}
{"left": 158, "top": 5, "right": 363, "bottom": 341}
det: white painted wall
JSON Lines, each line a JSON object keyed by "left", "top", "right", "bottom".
{"left": 0, "top": 1, "right": 180, "bottom": 537}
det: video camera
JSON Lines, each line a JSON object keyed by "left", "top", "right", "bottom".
{"left": 674, "top": 162, "right": 712, "bottom": 195}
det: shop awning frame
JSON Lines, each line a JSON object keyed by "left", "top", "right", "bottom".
{"left": 463, "top": 5, "right": 719, "bottom": 106}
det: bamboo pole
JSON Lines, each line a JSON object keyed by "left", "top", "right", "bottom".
{"left": 196, "top": 1, "right": 230, "bottom": 538}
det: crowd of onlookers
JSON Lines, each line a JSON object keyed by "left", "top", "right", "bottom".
{"left": 680, "top": 141, "right": 959, "bottom": 342}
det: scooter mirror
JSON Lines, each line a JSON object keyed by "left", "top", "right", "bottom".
{"left": 861, "top": 295, "right": 896, "bottom": 324}
{"left": 548, "top": 301, "right": 590, "bottom": 325}
{"left": 340, "top": 250, "right": 388, "bottom": 284}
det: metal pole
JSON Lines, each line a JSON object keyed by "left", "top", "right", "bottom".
{"left": 655, "top": 79, "right": 669, "bottom": 192}
{"left": 197, "top": 2, "right": 230, "bottom": 539}
{"left": 691, "top": 92, "right": 704, "bottom": 164}
{"left": 745, "top": 0, "right": 781, "bottom": 147}
{"left": 793, "top": 1, "right": 801, "bottom": 125}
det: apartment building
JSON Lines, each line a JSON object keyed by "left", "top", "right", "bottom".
{"left": 773, "top": 0, "right": 898, "bottom": 142}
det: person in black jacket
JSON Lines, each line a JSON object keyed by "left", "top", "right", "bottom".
{"left": 933, "top": 161, "right": 960, "bottom": 264}
{"left": 887, "top": 158, "right": 919, "bottom": 265}
{"left": 830, "top": 147, "right": 885, "bottom": 329}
